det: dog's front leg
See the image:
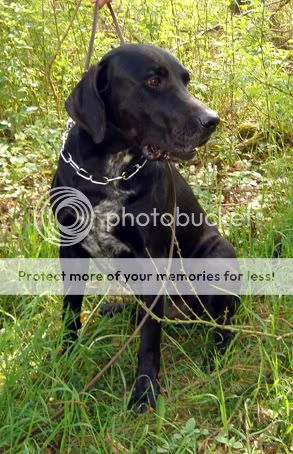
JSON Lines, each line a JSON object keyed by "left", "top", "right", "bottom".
{"left": 130, "top": 295, "right": 164, "bottom": 413}
{"left": 60, "top": 245, "right": 89, "bottom": 350}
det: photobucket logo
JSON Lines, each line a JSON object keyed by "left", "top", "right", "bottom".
{"left": 105, "top": 206, "right": 259, "bottom": 230}
{"left": 106, "top": 207, "right": 218, "bottom": 229}
{"left": 34, "top": 187, "right": 94, "bottom": 246}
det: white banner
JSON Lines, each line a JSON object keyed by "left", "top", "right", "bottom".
{"left": 0, "top": 258, "right": 292, "bottom": 295}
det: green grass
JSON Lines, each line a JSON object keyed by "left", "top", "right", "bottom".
{"left": 0, "top": 155, "right": 292, "bottom": 452}
{"left": 0, "top": 291, "right": 292, "bottom": 452}
{"left": 0, "top": 0, "right": 293, "bottom": 451}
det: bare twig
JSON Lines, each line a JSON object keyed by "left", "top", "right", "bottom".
{"left": 47, "top": 0, "right": 83, "bottom": 74}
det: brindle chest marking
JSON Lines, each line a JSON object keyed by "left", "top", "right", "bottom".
{"left": 82, "top": 151, "right": 134, "bottom": 257}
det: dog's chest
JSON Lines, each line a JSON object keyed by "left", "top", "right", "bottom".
{"left": 82, "top": 152, "right": 133, "bottom": 258}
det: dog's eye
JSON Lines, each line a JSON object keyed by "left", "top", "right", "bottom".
{"left": 146, "top": 77, "right": 161, "bottom": 88}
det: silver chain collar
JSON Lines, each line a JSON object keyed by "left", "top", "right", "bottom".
{"left": 59, "top": 118, "right": 148, "bottom": 186}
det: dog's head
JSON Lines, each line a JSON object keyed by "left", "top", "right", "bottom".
{"left": 66, "top": 44, "right": 219, "bottom": 161}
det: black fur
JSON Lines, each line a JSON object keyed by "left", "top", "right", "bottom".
{"left": 52, "top": 44, "right": 239, "bottom": 412}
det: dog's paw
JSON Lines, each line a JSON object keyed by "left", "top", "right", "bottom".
{"left": 204, "top": 329, "right": 235, "bottom": 369}
{"left": 59, "top": 331, "right": 79, "bottom": 355}
{"left": 203, "top": 349, "right": 218, "bottom": 372}
{"left": 214, "top": 329, "right": 235, "bottom": 354}
{"left": 99, "top": 302, "right": 125, "bottom": 317}
{"left": 128, "top": 375, "right": 160, "bottom": 413}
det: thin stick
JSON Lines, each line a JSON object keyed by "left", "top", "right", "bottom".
{"left": 107, "top": 3, "right": 126, "bottom": 45}
{"left": 48, "top": 0, "right": 83, "bottom": 73}
{"left": 84, "top": 1, "right": 99, "bottom": 71}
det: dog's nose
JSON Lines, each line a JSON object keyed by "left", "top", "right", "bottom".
{"left": 199, "top": 110, "right": 220, "bottom": 129}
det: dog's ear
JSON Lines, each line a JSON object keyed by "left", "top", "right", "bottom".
{"left": 65, "top": 64, "right": 107, "bottom": 144}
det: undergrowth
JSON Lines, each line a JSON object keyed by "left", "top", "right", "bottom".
{"left": 0, "top": 0, "right": 292, "bottom": 452}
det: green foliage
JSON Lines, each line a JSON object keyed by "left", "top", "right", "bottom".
{"left": 0, "top": 0, "right": 292, "bottom": 452}
{"left": 0, "top": 0, "right": 292, "bottom": 135}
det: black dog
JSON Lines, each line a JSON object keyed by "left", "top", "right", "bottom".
{"left": 52, "top": 44, "right": 239, "bottom": 412}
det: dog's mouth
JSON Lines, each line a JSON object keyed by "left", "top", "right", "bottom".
{"left": 142, "top": 144, "right": 197, "bottom": 162}
{"left": 142, "top": 144, "right": 169, "bottom": 161}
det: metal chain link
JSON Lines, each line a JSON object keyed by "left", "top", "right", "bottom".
{"left": 59, "top": 119, "right": 148, "bottom": 186}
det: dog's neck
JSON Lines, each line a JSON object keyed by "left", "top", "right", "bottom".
{"left": 63, "top": 123, "right": 149, "bottom": 185}
{"left": 57, "top": 122, "right": 169, "bottom": 209}
{"left": 75, "top": 124, "right": 139, "bottom": 158}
